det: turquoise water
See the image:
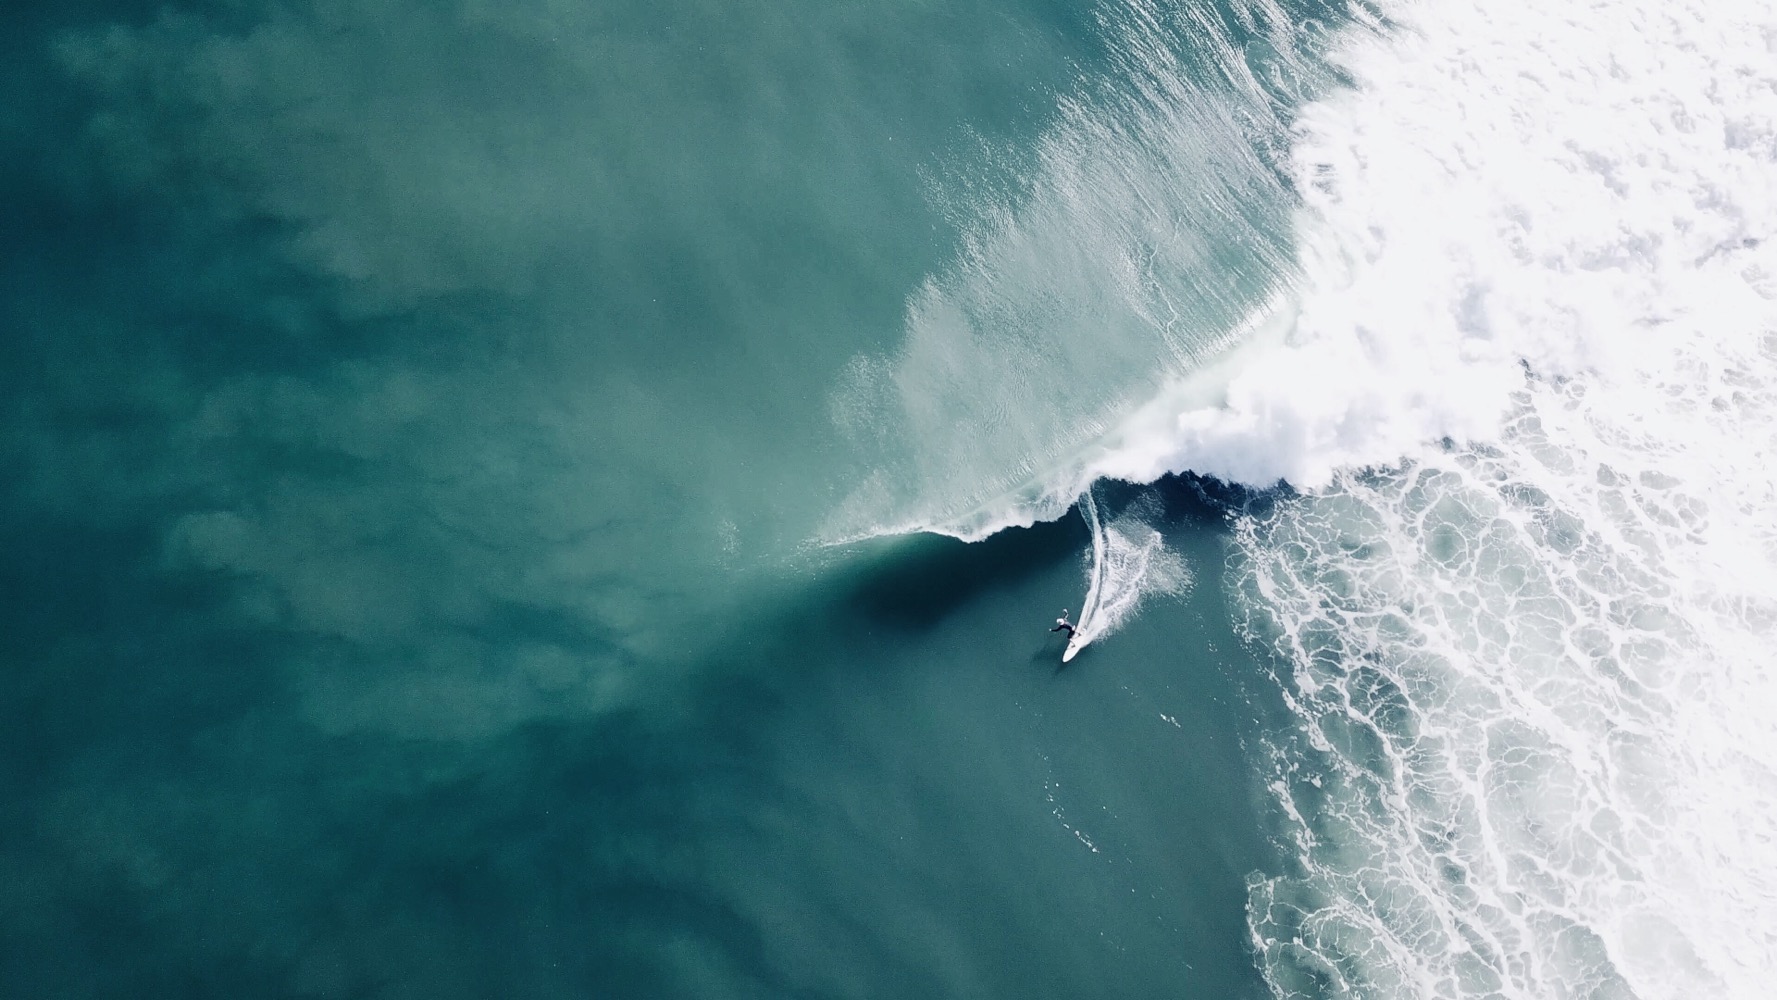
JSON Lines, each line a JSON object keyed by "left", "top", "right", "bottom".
{"left": 3, "top": 1, "right": 1307, "bottom": 996}
{"left": 13, "top": 0, "right": 1777, "bottom": 997}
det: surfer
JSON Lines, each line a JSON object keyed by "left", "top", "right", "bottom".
{"left": 1050, "top": 610, "right": 1077, "bottom": 639}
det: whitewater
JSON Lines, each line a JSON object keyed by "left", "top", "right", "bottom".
{"left": 1234, "top": 1, "right": 1777, "bottom": 996}
{"left": 840, "top": 0, "right": 1777, "bottom": 995}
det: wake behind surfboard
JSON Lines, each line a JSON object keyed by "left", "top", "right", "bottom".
{"left": 1059, "top": 489, "right": 1188, "bottom": 663}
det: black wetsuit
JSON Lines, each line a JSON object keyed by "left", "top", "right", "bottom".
{"left": 1051, "top": 621, "right": 1076, "bottom": 638}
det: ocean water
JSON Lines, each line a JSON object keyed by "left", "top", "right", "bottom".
{"left": 6, "top": 0, "right": 1777, "bottom": 997}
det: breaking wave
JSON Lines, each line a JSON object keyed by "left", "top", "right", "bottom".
{"left": 837, "top": 0, "right": 1777, "bottom": 994}
{"left": 823, "top": 0, "right": 1342, "bottom": 543}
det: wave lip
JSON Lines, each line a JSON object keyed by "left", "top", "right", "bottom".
{"left": 824, "top": 293, "right": 1298, "bottom": 545}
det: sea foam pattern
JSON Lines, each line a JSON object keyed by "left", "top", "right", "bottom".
{"left": 1233, "top": 0, "right": 1777, "bottom": 996}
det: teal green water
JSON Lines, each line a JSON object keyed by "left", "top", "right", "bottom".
{"left": 2, "top": 1, "right": 1335, "bottom": 995}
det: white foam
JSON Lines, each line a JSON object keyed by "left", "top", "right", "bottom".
{"left": 1110, "top": 0, "right": 1777, "bottom": 493}
{"left": 1225, "top": 0, "right": 1777, "bottom": 996}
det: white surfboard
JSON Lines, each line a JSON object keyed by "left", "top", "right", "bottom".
{"left": 1062, "top": 634, "right": 1086, "bottom": 663}
{"left": 1061, "top": 491, "right": 1109, "bottom": 663}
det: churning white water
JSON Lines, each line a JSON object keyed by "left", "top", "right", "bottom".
{"left": 1224, "top": 0, "right": 1777, "bottom": 997}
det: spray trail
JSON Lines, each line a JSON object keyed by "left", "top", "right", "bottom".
{"left": 1067, "top": 490, "right": 1190, "bottom": 658}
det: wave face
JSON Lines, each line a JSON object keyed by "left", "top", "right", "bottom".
{"left": 825, "top": 0, "right": 1348, "bottom": 542}
{"left": 1232, "top": 0, "right": 1777, "bottom": 997}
